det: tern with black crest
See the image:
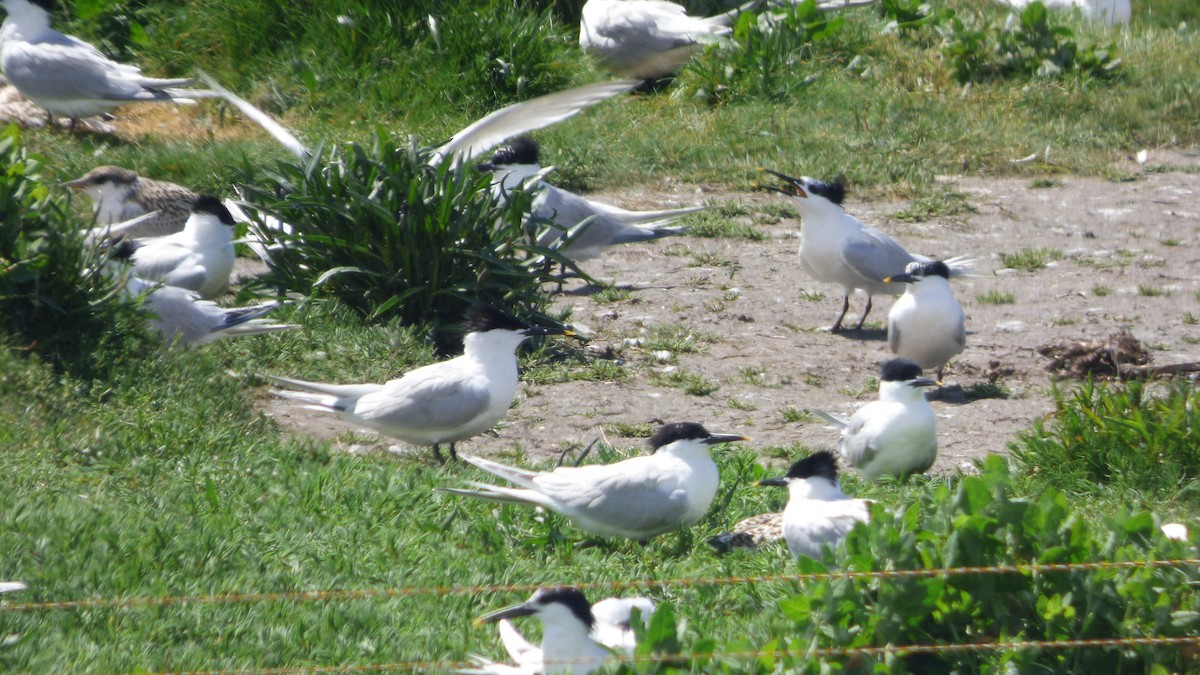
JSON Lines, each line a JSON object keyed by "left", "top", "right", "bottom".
{"left": 760, "top": 169, "right": 970, "bottom": 332}
{"left": 440, "top": 422, "right": 748, "bottom": 539}
{"left": 757, "top": 451, "right": 870, "bottom": 560}
{"left": 111, "top": 195, "right": 236, "bottom": 300}
{"left": 465, "top": 587, "right": 614, "bottom": 675}
{"left": 810, "top": 358, "right": 939, "bottom": 481}
{"left": 268, "top": 304, "right": 571, "bottom": 464}
{"left": 884, "top": 260, "right": 965, "bottom": 381}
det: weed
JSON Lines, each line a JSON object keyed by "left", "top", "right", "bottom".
{"left": 1001, "top": 247, "right": 1064, "bottom": 272}
{"left": 892, "top": 190, "right": 976, "bottom": 222}
{"left": 727, "top": 397, "right": 758, "bottom": 412}
{"left": 1138, "top": 285, "right": 1173, "bottom": 297}
{"left": 977, "top": 290, "right": 1016, "bottom": 305}
{"left": 1028, "top": 178, "right": 1062, "bottom": 188}
{"left": 651, "top": 368, "right": 720, "bottom": 396}
{"left": 592, "top": 285, "right": 632, "bottom": 304}
{"left": 780, "top": 407, "right": 815, "bottom": 424}
{"left": 1092, "top": 285, "right": 1112, "bottom": 297}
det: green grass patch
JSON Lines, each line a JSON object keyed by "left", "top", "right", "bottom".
{"left": 1001, "top": 247, "right": 1064, "bottom": 272}
{"left": 977, "top": 290, "right": 1015, "bottom": 304}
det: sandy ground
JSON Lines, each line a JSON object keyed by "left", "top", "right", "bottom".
{"left": 261, "top": 153, "right": 1200, "bottom": 474}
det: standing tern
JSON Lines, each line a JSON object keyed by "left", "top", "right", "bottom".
{"left": 757, "top": 450, "right": 870, "bottom": 560}
{"left": 481, "top": 136, "right": 702, "bottom": 261}
{"left": 884, "top": 259, "right": 965, "bottom": 381}
{"left": 122, "top": 274, "right": 297, "bottom": 348}
{"left": 63, "top": 166, "right": 198, "bottom": 239}
{"left": 467, "top": 588, "right": 616, "bottom": 675}
{"left": 267, "top": 304, "right": 572, "bottom": 464}
{"left": 0, "top": 0, "right": 217, "bottom": 126}
{"left": 760, "top": 170, "right": 970, "bottom": 332}
{"left": 810, "top": 358, "right": 938, "bottom": 481}
{"left": 440, "top": 422, "right": 748, "bottom": 540}
{"left": 580, "top": 0, "right": 759, "bottom": 80}
{"left": 464, "top": 595, "right": 654, "bottom": 674}
{"left": 111, "top": 195, "right": 236, "bottom": 299}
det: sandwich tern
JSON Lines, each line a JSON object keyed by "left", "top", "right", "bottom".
{"left": 441, "top": 422, "right": 748, "bottom": 540}
{"left": 884, "top": 259, "right": 965, "bottom": 381}
{"left": 760, "top": 169, "right": 969, "bottom": 332}
{"left": 268, "top": 304, "right": 571, "bottom": 464}
{"left": 757, "top": 450, "right": 870, "bottom": 560}
{"left": 122, "top": 274, "right": 297, "bottom": 348}
{"left": 0, "top": 0, "right": 217, "bottom": 125}
{"left": 111, "top": 195, "right": 236, "bottom": 299}
{"left": 482, "top": 136, "right": 701, "bottom": 261}
{"left": 64, "top": 166, "right": 198, "bottom": 239}
{"left": 464, "top": 595, "right": 654, "bottom": 674}
{"left": 0, "top": 581, "right": 25, "bottom": 594}
{"left": 467, "top": 587, "right": 617, "bottom": 675}
{"left": 579, "top": 0, "right": 758, "bottom": 80}
{"left": 810, "top": 358, "right": 938, "bottom": 481}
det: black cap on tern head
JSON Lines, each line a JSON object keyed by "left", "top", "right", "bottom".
{"left": 786, "top": 450, "right": 840, "bottom": 482}
{"left": 803, "top": 177, "right": 846, "bottom": 206}
{"left": 531, "top": 587, "right": 595, "bottom": 629}
{"left": 489, "top": 136, "right": 541, "bottom": 167}
{"left": 911, "top": 260, "right": 951, "bottom": 279}
{"left": 462, "top": 302, "right": 528, "bottom": 334}
{"left": 648, "top": 422, "right": 747, "bottom": 452}
{"left": 880, "top": 358, "right": 925, "bottom": 383}
{"left": 191, "top": 195, "right": 236, "bottom": 226}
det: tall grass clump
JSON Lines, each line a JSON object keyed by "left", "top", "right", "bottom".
{"left": 1010, "top": 379, "right": 1200, "bottom": 501}
{"left": 0, "top": 126, "right": 147, "bottom": 375}
{"left": 237, "top": 131, "right": 571, "bottom": 342}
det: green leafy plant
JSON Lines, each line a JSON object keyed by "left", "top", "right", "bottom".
{"left": 0, "top": 126, "right": 147, "bottom": 374}
{"left": 236, "top": 131, "right": 572, "bottom": 342}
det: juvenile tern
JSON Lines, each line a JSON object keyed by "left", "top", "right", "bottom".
{"left": 482, "top": 137, "right": 701, "bottom": 261}
{"left": 884, "top": 259, "right": 965, "bottom": 381}
{"left": 467, "top": 587, "right": 615, "bottom": 675}
{"left": 580, "top": 0, "right": 758, "bottom": 80}
{"left": 810, "top": 358, "right": 938, "bottom": 481}
{"left": 111, "top": 195, "right": 236, "bottom": 299}
{"left": 708, "top": 511, "right": 783, "bottom": 552}
{"left": 0, "top": 0, "right": 217, "bottom": 125}
{"left": 441, "top": 422, "right": 748, "bottom": 540}
{"left": 465, "top": 595, "right": 654, "bottom": 674}
{"left": 63, "top": 166, "right": 198, "bottom": 239}
{"left": 268, "top": 304, "right": 571, "bottom": 464}
{"left": 760, "top": 170, "right": 969, "bottom": 332}
{"left": 122, "top": 274, "right": 297, "bottom": 348}
{"left": 757, "top": 450, "right": 870, "bottom": 560}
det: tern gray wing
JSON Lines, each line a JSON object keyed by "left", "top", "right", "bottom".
{"left": 353, "top": 369, "right": 492, "bottom": 432}
{"left": 840, "top": 227, "right": 917, "bottom": 287}
{"left": 838, "top": 415, "right": 877, "bottom": 469}
{"left": 888, "top": 319, "right": 901, "bottom": 354}
{"left": 4, "top": 42, "right": 155, "bottom": 101}
{"left": 535, "top": 465, "right": 693, "bottom": 535}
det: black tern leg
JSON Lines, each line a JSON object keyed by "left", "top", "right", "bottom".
{"left": 449, "top": 442, "right": 458, "bottom": 461}
{"left": 855, "top": 295, "right": 873, "bottom": 331}
{"left": 431, "top": 443, "right": 446, "bottom": 465}
{"left": 831, "top": 294, "right": 850, "bottom": 332}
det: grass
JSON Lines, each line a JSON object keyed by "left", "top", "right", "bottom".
{"left": 891, "top": 189, "right": 976, "bottom": 222}
{"left": 977, "top": 290, "right": 1016, "bottom": 304}
{"left": 651, "top": 368, "right": 721, "bottom": 397}
{"left": 1001, "top": 247, "right": 1065, "bottom": 272}
{"left": 1138, "top": 284, "right": 1174, "bottom": 297}
{"left": 1093, "top": 285, "right": 1112, "bottom": 297}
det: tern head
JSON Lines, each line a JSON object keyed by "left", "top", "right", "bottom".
{"left": 879, "top": 357, "right": 939, "bottom": 400}
{"left": 883, "top": 259, "right": 952, "bottom": 285}
{"left": 759, "top": 169, "right": 846, "bottom": 207}
{"left": 478, "top": 587, "right": 595, "bottom": 631}
{"left": 648, "top": 421, "right": 748, "bottom": 454}
{"left": 756, "top": 450, "right": 840, "bottom": 488}
{"left": 480, "top": 136, "right": 541, "bottom": 171}
{"left": 462, "top": 302, "right": 572, "bottom": 340}
{"left": 189, "top": 195, "right": 237, "bottom": 227}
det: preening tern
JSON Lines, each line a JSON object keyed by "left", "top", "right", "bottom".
{"left": 481, "top": 136, "right": 701, "bottom": 261}
{"left": 760, "top": 169, "right": 969, "bottom": 332}
{"left": 467, "top": 587, "right": 616, "bottom": 675}
{"left": 268, "top": 304, "right": 571, "bottom": 464}
{"left": 810, "top": 358, "right": 938, "bottom": 481}
{"left": 757, "top": 450, "right": 870, "bottom": 560}
{"left": 884, "top": 259, "right": 965, "bottom": 381}
{"left": 110, "top": 195, "right": 236, "bottom": 299}
{"left": 441, "top": 422, "right": 748, "bottom": 540}
{"left": 0, "top": 0, "right": 216, "bottom": 124}
{"left": 579, "top": 0, "right": 758, "bottom": 80}
{"left": 122, "top": 274, "right": 297, "bottom": 348}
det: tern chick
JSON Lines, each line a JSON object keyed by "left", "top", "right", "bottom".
{"left": 63, "top": 166, "right": 198, "bottom": 239}
{"left": 761, "top": 169, "right": 969, "bottom": 332}
{"left": 441, "top": 422, "right": 748, "bottom": 540}
{"left": 810, "top": 358, "right": 939, "bottom": 481}
{"left": 884, "top": 260, "right": 965, "bottom": 381}
{"left": 757, "top": 451, "right": 870, "bottom": 560}
{"left": 267, "top": 304, "right": 571, "bottom": 464}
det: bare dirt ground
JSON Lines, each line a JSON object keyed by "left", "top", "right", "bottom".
{"left": 262, "top": 153, "right": 1200, "bottom": 474}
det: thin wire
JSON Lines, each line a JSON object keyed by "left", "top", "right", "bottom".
{"left": 118, "top": 635, "right": 1200, "bottom": 675}
{"left": 5, "top": 558, "right": 1196, "bottom": 613}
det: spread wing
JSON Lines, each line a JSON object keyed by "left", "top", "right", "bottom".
{"left": 841, "top": 227, "right": 917, "bottom": 287}
{"left": 352, "top": 367, "right": 491, "bottom": 432}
